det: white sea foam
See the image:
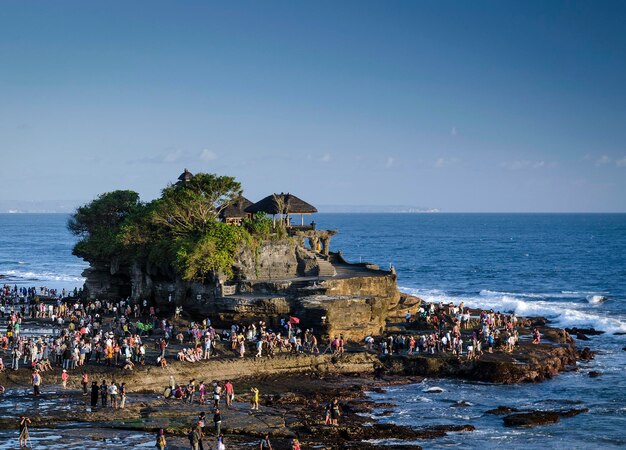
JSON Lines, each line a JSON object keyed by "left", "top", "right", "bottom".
{"left": 400, "top": 286, "right": 626, "bottom": 334}
{"left": 3, "top": 269, "right": 85, "bottom": 283}
{"left": 587, "top": 295, "right": 608, "bottom": 304}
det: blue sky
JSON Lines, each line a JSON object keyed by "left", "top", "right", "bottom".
{"left": 1, "top": 1, "right": 626, "bottom": 212}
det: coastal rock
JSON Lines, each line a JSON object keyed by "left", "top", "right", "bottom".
{"left": 503, "top": 408, "right": 588, "bottom": 427}
{"left": 579, "top": 347, "right": 595, "bottom": 360}
{"left": 588, "top": 371, "right": 602, "bottom": 378}
{"left": 575, "top": 333, "right": 590, "bottom": 341}
{"left": 565, "top": 327, "right": 604, "bottom": 336}
{"left": 486, "top": 406, "right": 520, "bottom": 415}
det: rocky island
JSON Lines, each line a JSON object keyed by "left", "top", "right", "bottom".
{"left": 0, "top": 170, "right": 590, "bottom": 449}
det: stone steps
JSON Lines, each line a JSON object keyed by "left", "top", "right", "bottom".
{"left": 316, "top": 259, "right": 337, "bottom": 277}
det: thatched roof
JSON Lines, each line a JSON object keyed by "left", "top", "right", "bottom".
{"left": 177, "top": 168, "right": 193, "bottom": 184}
{"left": 246, "top": 193, "right": 318, "bottom": 215}
{"left": 219, "top": 196, "right": 254, "bottom": 218}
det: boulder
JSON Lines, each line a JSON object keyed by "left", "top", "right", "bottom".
{"left": 486, "top": 406, "right": 520, "bottom": 415}
{"left": 503, "top": 408, "right": 588, "bottom": 427}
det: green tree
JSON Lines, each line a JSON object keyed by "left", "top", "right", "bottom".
{"left": 68, "top": 190, "right": 141, "bottom": 259}
{"left": 152, "top": 173, "right": 242, "bottom": 237}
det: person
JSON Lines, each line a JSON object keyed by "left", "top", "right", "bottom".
{"left": 91, "top": 381, "right": 99, "bottom": 408}
{"left": 532, "top": 327, "right": 541, "bottom": 344}
{"left": 330, "top": 398, "right": 341, "bottom": 426}
{"left": 291, "top": 438, "right": 301, "bottom": 450}
{"left": 215, "top": 434, "right": 226, "bottom": 450}
{"left": 259, "top": 433, "right": 272, "bottom": 450}
{"left": 213, "top": 408, "right": 222, "bottom": 436}
{"left": 155, "top": 428, "right": 166, "bottom": 450}
{"left": 213, "top": 382, "right": 222, "bottom": 409}
{"left": 19, "top": 416, "right": 31, "bottom": 448}
{"left": 224, "top": 380, "right": 234, "bottom": 407}
{"left": 120, "top": 382, "right": 127, "bottom": 408}
{"left": 109, "top": 381, "right": 119, "bottom": 409}
{"left": 188, "top": 425, "right": 201, "bottom": 450}
{"left": 250, "top": 387, "right": 259, "bottom": 411}
{"left": 61, "top": 369, "right": 68, "bottom": 389}
{"left": 32, "top": 369, "right": 42, "bottom": 396}
{"left": 100, "top": 380, "right": 108, "bottom": 407}
{"left": 81, "top": 371, "right": 89, "bottom": 396}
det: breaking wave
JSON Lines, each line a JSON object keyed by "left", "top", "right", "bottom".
{"left": 2, "top": 269, "right": 85, "bottom": 284}
{"left": 400, "top": 286, "right": 626, "bottom": 334}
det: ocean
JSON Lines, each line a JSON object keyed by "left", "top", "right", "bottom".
{"left": 1, "top": 212, "right": 625, "bottom": 448}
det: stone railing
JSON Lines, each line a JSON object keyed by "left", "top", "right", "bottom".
{"left": 221, "top": 284, "right": 237, "bottom": 296}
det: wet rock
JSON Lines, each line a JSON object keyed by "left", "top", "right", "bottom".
{"left": 503, "top": 408, "right": 588, "bottom": 427}
{"left": 589, "top": 371, "right": 602, "bottom": 378}
{"left": 486, "top": 406, "right": 520, "bottom": 415}
{"left": 451, "top": 401, "right": 472, "bottom": 408}
{"left": 565, "top": 327, "right": 604, "bottom": 336}
{"left": 579, "top": 347, "right": 595, "bottom": 360}
{"left": 575, "top": 333, "right": 590, "bottom": 341}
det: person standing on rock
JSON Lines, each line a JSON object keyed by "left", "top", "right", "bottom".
{"left": 18, "top": 415, "right": 31, "bottom": 448}
{"left": 213, "top": 408, "right": 222, "bottom": 436}
{"left": 100, "top": 380, "right": 108, "bottom": 407}
{"left": 259, "top": 433, "right": 273, "bottom": 450}
{"left": 188, "top": 424, "right": 201, "bottom": 450}
{"left": 120, "top": 382, "right": 127, "bottom": 408}
{"left": 61, "top": 369, "right": 68, "bottom": 389}
{"left": 250, "top": 387, "right": 259, "bottom": 411}
{"left": 90, "top": 381, "right": 99, "bottom": 408}
{"left": 215, "top": 434, "right": 225, "bottom": 450}
{"left": 32, "top": 369, "right": 42, "bottom": 396}
{"left": 81, "top": 371, "right": 89, "bottom": 396}
{"left": 155, "top": 428, "right": 166, "bottom": 450}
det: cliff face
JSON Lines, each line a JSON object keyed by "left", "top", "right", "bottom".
{"left": 81, "top": 239, "right": 413, "bottom": 340}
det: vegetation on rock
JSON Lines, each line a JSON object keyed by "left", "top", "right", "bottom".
{"left": 69, "top": 172, "right": 274, "bottom": 282}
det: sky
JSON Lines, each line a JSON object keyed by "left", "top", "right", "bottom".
{"left": 1, "top": 1, "right": 626, "bottom": 212}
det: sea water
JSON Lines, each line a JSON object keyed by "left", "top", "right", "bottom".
{"left": 314, "top": 213, "right": 626, "bottom": 449}
{"left": 1, "top": 212, "right": 625, "bottom": 448}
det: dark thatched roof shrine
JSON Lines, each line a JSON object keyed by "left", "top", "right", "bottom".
{"left": 246, "top": 193, "right": 318, "bottom": 215}
{"left": 177, "top": 168, "right": 193, "bottom": 184}
{"left": 219, "top": 197, "right": 254, "bottom": 219}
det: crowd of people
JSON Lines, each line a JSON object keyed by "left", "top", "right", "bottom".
{"left": 374, "top": 301, "right": 530, "bottom": 360}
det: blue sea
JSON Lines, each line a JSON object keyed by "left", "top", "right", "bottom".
{"left": 1, "top": 212, "right": 625, "bottom": 449}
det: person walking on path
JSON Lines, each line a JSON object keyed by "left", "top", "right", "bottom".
{"left": 224, "top": 380, "right": 234, "bottom": 408}
{"left": 213, "top": 409, "right": 222, "bottom": 436}
{"left": 19, "top": 416, "right": 31, "bottom": 448}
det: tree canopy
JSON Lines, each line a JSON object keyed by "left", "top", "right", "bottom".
{"left": 69, "top": 172, "right": 271, "bottom": 282}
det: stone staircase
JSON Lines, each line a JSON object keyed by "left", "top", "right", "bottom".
{"left": 316, "top": 258, "right": 336, "bottom": 277}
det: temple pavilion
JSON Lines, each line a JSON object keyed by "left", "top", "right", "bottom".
{"left": 245, "top": 193, "right": 318, "bottom": 227}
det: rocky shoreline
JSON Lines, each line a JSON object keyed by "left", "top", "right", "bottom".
{"left": 0, "top": 319, "right": 589, "bottom": 449}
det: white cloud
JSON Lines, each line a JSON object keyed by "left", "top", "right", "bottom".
{"left": 199, "top": 149, "right": 217, "bottom": 162}
{"left": 434, "top": 157, "right": 460, "bottom": 168}
{"left": 162, "top": 149, "right": 183, "bottom": 163}
{"left": 501, "top": 160, "right": 555, "bottom": 170}
{"left": 595, "top": 155, "right": 612, "bottom": 166}
{"left": 616, "top": 157, "right": 626, "bottom": 167}
{"left": 320, "top": 153, "right": 331, "bottom": 163}
{"left": 385, "top": 157, "right": 394, "bottom": 168}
